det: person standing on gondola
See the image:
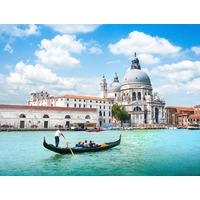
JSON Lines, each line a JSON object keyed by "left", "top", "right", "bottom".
{"left": 55, "top": 128, "right": 65, "bottom": 147}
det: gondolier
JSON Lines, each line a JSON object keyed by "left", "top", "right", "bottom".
{"left": 55, "top": 129, "right": 65, "bottom": 147}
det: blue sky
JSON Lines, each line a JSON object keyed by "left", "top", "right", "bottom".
{"left": 0, "top": 24, "right": 200, "bottom": 106}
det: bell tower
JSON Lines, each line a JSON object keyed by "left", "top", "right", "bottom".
{"left": 100, "top": 75, "right": 107, "bottom": 98}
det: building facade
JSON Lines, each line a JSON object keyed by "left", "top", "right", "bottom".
{"left": 188, "top": 105, "right": 200, "bottom": 125}
{"left": 27, "top": 94, "right": 113, "bottom": 127}
{"left": 0, "top": 105, "right": 97, "bottom": 129}
{"left": 165, "top": 106, "right": 194, "bottom": 127}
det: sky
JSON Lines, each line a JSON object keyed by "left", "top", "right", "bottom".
{"left": 0, "top": 24, "right": 200, "bottom": 106}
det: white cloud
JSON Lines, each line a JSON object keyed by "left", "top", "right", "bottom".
{"left": 6, "top": 61, "right": 58, "bottom": 85}
{"left": 138, "top": 54, "right": 160, "bottom": 64}
{"left": 46, "top": 24, "right": 100, "bottom": 34}
{"left": 4, "top": 43, "right": 13, "bottom": 54}
{"left": 106, "top": 59, "right": 121, "bottom": 65}
{"left": 155, "top": 83, "right": 181, "bottom": 96}
{"left": 151, "top": 60, "right": 200, "bottom": 83}
{"left": 191, "top": 46, "right": 200, "bottom": 55}
{"left": 0, "top": 24, "right": 39, "bottom": 38}
{"left": 1, "top": 61, "right": 99, "bottom": 103}
{"left": 88, "top": 46, "right": 102, "bottom": 54}
{"left": 148, "top": 60, "right": 200, "bottom": 98}
{"left": 35, "top": 34, "right": 85, "bottom": 68}
{"left": 185, "top": 78, "right": 200, "bottom": 94}
{"left": 109, "top": 31, "right": 181, "bottom": 56}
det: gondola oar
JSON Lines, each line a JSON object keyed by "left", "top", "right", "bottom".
{"left": 63, "top": 137, "right": 75, "bottom": 156}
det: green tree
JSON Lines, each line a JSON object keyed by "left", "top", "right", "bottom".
{"left": 112, "top": 104, "right": 129, "bottom": 127}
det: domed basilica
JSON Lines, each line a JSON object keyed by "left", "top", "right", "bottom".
{"left": 100, "top": 53, "right": 165, "bottom": 126}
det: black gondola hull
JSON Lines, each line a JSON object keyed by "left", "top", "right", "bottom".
{"left": 43, "top": 135, "right": 121, "bottom": 154}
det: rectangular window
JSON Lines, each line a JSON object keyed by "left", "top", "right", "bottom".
{"left": 74, "top": 99, "right": 76, "bottom": 101}
{"left": 100, "top": 106, "right": 101, "bottom": 109}
{"left": 90, "top": 100, "right": 92, "bottom": 103}
{"left": 84, "top": 104, "right": 86, "bottom": 108}
{"left": 67, "top": 103, "right": 69, "bottom": 107}
{"left": 79, "top": 104, "right": 81, "bottom": 108}
{"left": 79, "top": 99, "right": 81, "bottom": 102}
{"left": 103, "top": 119, "right": 105, "bottom": 123}
{"left": 103, "top": 111, "right": 105, "bottom": 116}
{"left": 109, "top": 111, "right": 111, "bottom": 116}
{"left": 74, "top": 104, "right": 76, "bottom": 108}
{"left": 103, "top": 106, "right": 105, "bottom": 109}
{"left": 96, "top": 101, "right": 98, "bottom": 103}
{"left": 90, "top": 105, "right": 92, "bottom": 108}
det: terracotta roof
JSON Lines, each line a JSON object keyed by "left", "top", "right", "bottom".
{"left": 188, "top": 114, "right": 200, "bottom": 119}
{"left": 176, "top": 108, "right": 194, "bottom": 113}
{"left": 28, "top": 94, "right": 112, "bottom": 102}
{"left": 55, "top": 94, "right": 111, "bottom": 102}
{"left": 177, "top": 113, "right": 190, "bottom": 116}
{"left": 166, "top": 106, "right": 194, "bottom": 112}
{"left": 0, "top": 104, "right": 97, "bottom": 112}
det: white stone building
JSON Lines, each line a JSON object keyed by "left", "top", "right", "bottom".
{"left": 0, "top": 105, "right": 97, "bottom": 129}
{"left": 27, "top": 94, "right": 113, "bottom": 127}
{"left": 102, "top": 53, "right": 165, "bottom": 126}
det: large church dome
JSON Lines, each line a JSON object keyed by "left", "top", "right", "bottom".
{"left": 124, "top": 69, "right": 151, "bottom": 85}
{"left": 123, "top": 53, "right": 151, "bottom": 86}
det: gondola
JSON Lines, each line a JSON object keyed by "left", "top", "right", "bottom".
{"left": 43, "top": 135, "right": 121, "bottom": 154}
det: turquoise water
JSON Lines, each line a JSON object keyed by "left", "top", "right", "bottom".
{"left": 0, "top": 129, "right": 200, "bottom": 176}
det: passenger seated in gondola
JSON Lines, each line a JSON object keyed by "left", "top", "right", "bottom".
{"left": 75, "top": 141, "right": 82, "bottom": 148}
{"left": 84, "top": 140, "right": 89, "bottom": 148}
{"left": 89, "top": 140, "right": 97, "bottom": 147}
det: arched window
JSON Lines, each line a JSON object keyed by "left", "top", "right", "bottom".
{"left": 43, "top": 114, "right": 49, "bottom": 118}
{"left": 85, "top": 115, "right": 91, "bottom": 119}
{"left": 132, "top": 92, "right": 136, "bottom": 101}
{"left": 99, "top": 111, "right": 102, "bottom": 117}
{"left": 19, "top": 114, "right": 26, "bottom": 118}
{"left": 138, "top": 92, "right": 141, "bottom": 100}
{"left": 133, "top": 106, "right": 142, "bottom": 112}
{"left": 65, "top": 115, "right": 71, "bottom": 119}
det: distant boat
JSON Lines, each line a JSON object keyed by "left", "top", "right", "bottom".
{"left": 168, "top": 127, "right": 177, "bottom": 130}
{"left": 43, "top": 135, "right": 121, "bottom": 154}
{"left": 85, "top": 128, "right": 104, "bottom": 132}
{"left": 188, "top": 125, "right": 200, "bottom": 130}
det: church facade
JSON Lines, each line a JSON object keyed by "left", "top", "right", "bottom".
{"left": 100, "top": 53, "right": 165, "bottom": 126}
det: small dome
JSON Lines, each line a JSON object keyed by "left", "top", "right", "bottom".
{"left": 124, "top": 69, "right": 151, "bottom": 86}
{"left": 108, "top": 81, "right": 121, "bottom": 93}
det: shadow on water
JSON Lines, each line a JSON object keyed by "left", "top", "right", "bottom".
{"left": 43, "top": 153, "right": 70, "bottom": 162}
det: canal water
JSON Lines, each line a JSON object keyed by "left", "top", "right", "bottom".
{"left": 0, "top": 129, "right": 200, "bottom": 176}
